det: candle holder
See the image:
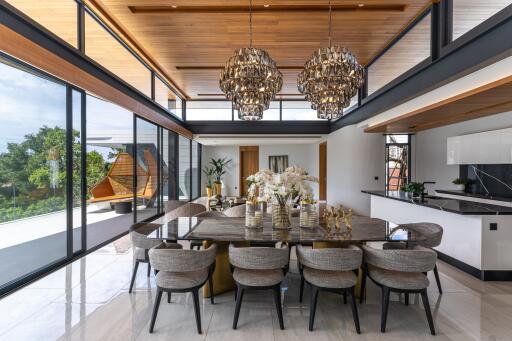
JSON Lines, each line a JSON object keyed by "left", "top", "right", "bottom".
{"left": 245, "top": 201, "right": 262, "bottom": 228}
{"left": 300, "top": 201, "right": 319, "bottom": 228}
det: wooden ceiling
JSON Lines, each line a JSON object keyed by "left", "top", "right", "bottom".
{"left": 364, "top": 76, "right": 512, "bottom": 133}
{"left": 92, "top": 0, "right": 433, "bottom": 99}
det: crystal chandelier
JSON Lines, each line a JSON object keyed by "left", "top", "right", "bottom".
{"left": 219, "top": 0, "right": 282, "bottom": 120}
{"left": 297, "top": 0, "right": 365, "bottom": 120}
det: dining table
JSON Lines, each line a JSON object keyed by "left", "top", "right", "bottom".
{"left": 139, "top": 215, "right": 425, "bottom": 298}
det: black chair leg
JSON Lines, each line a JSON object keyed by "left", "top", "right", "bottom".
{"left": 360, "top": 265, "right": 367, "bottom": 304}
{"left": 192, "top": 289, "right": 202, "bottom": 334}
{"left": 147, "top": 263, "right": 151, "bottom": 277}
{"left": 299, "top": 276, "right": 305, "bottom": 303}
{"left": 404, "top": 293, "right": 409, "bottom": 306}
{"left": 348, "top": 287, "right": 361, "bottom": 334}
{"left": 380, "top": 286, "right": 390, "bottom": 333}
{"left": 233, "top": 285, "right": 244, "bottom": 329}
{"left": 433, "top": 265, "right": 443, "bottom": 294}
{"left": 149, "top": 289, "right": 163, "bottom": 333}
{"left": 167, "top": 292, "right": 171, "bottom": 303}
{"left": 309, "top": 285, "right": 319, "bottom": 331}
{"left": 129, "top": 261, "right": 139, "bottom": 293}
{"left": 420, "top": 289, "right": 436, "bottom": 335}
{"left": 343, "top": 291, "right": 347, "bottom": 304}
{"left": 234, "top": 285, "right": 238, "bottom": 301}
{"left": 208, "top": 275, "right": 215, "bottom": 304}
{"left": 273, "top": 285, "right": 284, "bottom": 330}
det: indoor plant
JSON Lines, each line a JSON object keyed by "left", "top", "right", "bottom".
{"left": 210, "top": 157, "right": 232, "bottom": 196}
{"left": 202, "top": 165, "right": 215, "bottom": 198}
{"left": 402, "top": 182, "right": 425, "bottom": 197}
{"left": 452, "top": 178, "right": 468, "bottom": 191}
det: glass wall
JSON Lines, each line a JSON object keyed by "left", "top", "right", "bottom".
{"left": 282, "top": 101, "right": 323, "bottom": 120}
{"left": 135, "top": 118, "right": 159, "bottom": 222}
{"left": 186, "top": 101, "right": 232, "bottom": 121}
{"left": 385, "top": 135, "right": 410, "bottom": 191}
{"left": 367, "top": 13, "right": 431, "bottom": 96}
{"left": 234, "top": 101, "right": 280, "bottom": 120}
{"left": 178, "top": 136, "right": 191, "bottom": 200}
{"left": 155, "top": 76, "right": 183, "bottom": 119}
{"left": 72, "top": 90, "right": 83, "bottom": 253}
{"left": 161, "top": 130, "right": 178, "bottom": 210}
{"left": 453, "top": 0, "right": 511, "bottom": 40}
{"left": 86, "top": 95, "right": 134, "bottom": 249}
{"left": 0, "top": 55, "right": 68, "bottom": 288}
{"left": 6, "top": 0, "right": 77, "bottom": 47}
{"left": 84, "top": 11, "right": 152, "bottom": 98}
{"left": 191, "top": 141, "right": 200, "bottom": 199}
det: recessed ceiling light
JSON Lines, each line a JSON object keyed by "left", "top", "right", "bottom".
{"left": 358, "top": 3, "right": 364, "bottom": 7}
{"left": 171, "top": 5, "right": 178, "bottom": 9}
{"left": 264, "top": 4, "right": 270, "bottom": 8}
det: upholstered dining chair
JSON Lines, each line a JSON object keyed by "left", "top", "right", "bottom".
{"left": 148, "top": 243, "right": 217, "bottom": 334}
{"left": 296, "top": 245, "right": 362, "bottom": 333}
{"left": 129, "top": 223, "right": 182, "bottom": 293}
{"left": 228, "top": 244, "right": 290, "bottom": 330}
{"left": 223, "top": 204, "right": 247, "bottom": 217}
{"left": 153, "top": 202, "right": 207, "bottom": 224}
{"left": 361, "top": 244, "right": 437, "bottom": 335}
{"left": 383, "top": 223, "right": 444, "bottom": 294}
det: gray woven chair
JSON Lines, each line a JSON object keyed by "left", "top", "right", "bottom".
{"left": 383, "top": 222, "right": 444, "bottom": 294}
{"left": 164, "top": 200, "right": 188, "bottom": 213}
{"left": 296, "top": 245, "right": 362, "bottom": 333}
{"left": 129, "top": 223, "right": 182, "bottom": 293}
{"left": 361, "top": 244, "right": 437, "bottom": 335}
{"left": 229, "top": 244, "right": 289, "bottom": 330}
{"left": 223, "top": 204, "right": 246, "bottom": 217}
{"left": 148, "top": 243, "right": 217, "bottom": 334}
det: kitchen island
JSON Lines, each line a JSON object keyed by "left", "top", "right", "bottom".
{"left": 363, "top": 190, "right": 512, "bottom": 280}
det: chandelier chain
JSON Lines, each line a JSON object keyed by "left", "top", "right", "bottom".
{"left": 328, "top": 0, "right": 332, "bottom": 47}
{"left": 249, "top": 0, "right": 253, "bottom": 47}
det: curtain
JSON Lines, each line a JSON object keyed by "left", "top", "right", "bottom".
{"left": 269, "top": 155, "right": 289, "bottom": 173}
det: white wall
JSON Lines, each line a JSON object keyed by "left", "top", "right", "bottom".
{"left": 326, "top": 125, "right": 384, "bottom": 215}
{"left": 413, "top": 110, "right": 512, "bottom": 194}
{"left": 201, "top": 143, "right": 320, "bottom": 197}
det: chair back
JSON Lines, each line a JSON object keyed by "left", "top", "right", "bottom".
{"left": 223, "top": 204, "right": 246, "bottom": 217}
{"left": 297, "top": 245, "right": 362, "bottom": 271}
{"left": 401, "top": 223, "right": 443, "bottom": 248}
{"left": 229, "top": 244, "right": 289, "bottom": 270}
{"left": 164, "top": 200, "right": 188, "bottom": 213}
{"left": 195, "top": 211, "right": 227, "bottom": 218}
{"left": 149, "top": 243, "right": 217, "bottom": 272}
{"left": 130, "top": 223, "right": 162, "bottom": 250}
{"left": 362, "top": 245, "right": 437, "bottom": 273}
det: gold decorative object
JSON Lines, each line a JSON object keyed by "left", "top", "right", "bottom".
{"left": 331, "top": 205, "right": 353, "bottom": 236}
{"left": 322, "top": 205, "right": 336, "bottom": 233}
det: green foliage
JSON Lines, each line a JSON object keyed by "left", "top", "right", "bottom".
{"left": 402, "top": 182, "right": 425, "bottom": 194}
{"left": 0, "top": 197, "right": 65, "bottom": 223}
{"left": 452, "top": 178, "right": 468, "bottom": 185}
{"left": 202, "top": 165, "right": 215, "bottom": 188}
{"left": 210, "top": 157, "right": 232, "bottom": 183}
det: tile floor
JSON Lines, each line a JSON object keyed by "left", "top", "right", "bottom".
{"left": 1, "top": 235, "right": 511, "bottom": 341}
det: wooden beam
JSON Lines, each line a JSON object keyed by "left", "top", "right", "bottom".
{"left": 0, "top": 23, "right": 192, "bottom": 139}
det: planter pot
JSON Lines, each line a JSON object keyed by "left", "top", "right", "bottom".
{"left": 454, "top": 184, "right": 465, "bottom": 191}
{"left": 214, "top": 182, "right": 222, "bottom": 196}
{"left": 206, "top": 187, "right": 213, "bottom": 198}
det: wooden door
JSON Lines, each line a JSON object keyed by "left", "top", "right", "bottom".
{"left": 319, "top": 142, "right": 327, "bottom": 200}
{"left": 239, "top": 146, "right": 259, "bottom": 197}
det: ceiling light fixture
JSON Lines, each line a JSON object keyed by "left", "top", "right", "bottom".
{"left": 264, "top": 4, "right": 270, "bottom": 7}
{"left": 219, "top": 0, "right": 282, "bottom": 120}
{"left": 297, "top": 0, "right": 365, "bottom": 120}
{"left": 171, "top": 5, "right": 177, "bottom": 9}
{"left": 358, "top": 3, "right": 364, "bottom": 7}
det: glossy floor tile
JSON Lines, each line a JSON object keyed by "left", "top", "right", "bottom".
{"left": 1, "top": 235, "right": 512, "bottom": 341}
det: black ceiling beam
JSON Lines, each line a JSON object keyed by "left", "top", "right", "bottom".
{"left": 185, "top": 121, "right": 330, "bottom": 135}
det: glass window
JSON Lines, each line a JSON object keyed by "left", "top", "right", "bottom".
{"left": 86, "top": 95, "right": 133, "bottom": 250}
{"left": 367, "top": 13, "right": 431, "bottom": 96}
{"left": 0, "top": 55, "right": 67, "bottom": 288}
{"left": 282, "top": 101, "right": 322, "bottom": 120}
{"left": 178, "top": 136, "right": 191, "bottom": 200}
{"left": 186, "top": 101, "right": 232, "bottom": 121}
{"left": 155, "top": 76, "right": 183, "bottom": 119}
{"left": 161, "top": 130, "right": 178, "bottom": 209}
{"left": 385, "top": 135, "right": 410, "bottom": 191}
{"left": 135, "top": 118, "right": 159, "bottom": 222}
{"left": 72, "top": 90, "right": 83, "bottom": 253}
{"left": 84, "top": 12, "right": 152, "bottom": 98}
{"left": 6, "top": 0, "right": 77, "bottom": 47}
{"left": 453, "top": 0, "right": 511, "bottom": 40}
{"left": 234, "top": 101, "right": 280, "bottom": 120}
{"left": 191, "top": 141, "right": 200, "bottom": 199}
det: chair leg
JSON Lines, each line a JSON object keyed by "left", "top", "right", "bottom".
{"left": 129, "top": 261, "right": 139, "bottom": 293}
{"left": 309, "top": 285, "right": 319, "bottom": 331}
{"left": 420, "top": 289, "right": 436, "bottom": 335}
{"left": 360, "top": 265, "right": 367, "bottom": 304}
{"left": 273, "top": 285, "right": 284, "bottom": 330}
{"left": 299, "top": 276, "right": 305, "bottom": 303}
{"left": 189, "top": 243, "right": 194, "bottom": 250}
{"left": 348, "top": 287, "right": 361, "bottom": 334}
{"left": 149, "top": 289, "right": 163, "bottom": 333}
{"left": 343, "top": 291, "right": 347, "bottom": 305}
{"left": 380, "top": 286, "right": 390, "bottom": 333}
{"left": 404, "top": 293, "right": 409, "bottom": 306}
{"left": 208, "top": 274, "right": 215, "bottom": 305}
{"left": 234, "top": 285, "right": 238, "bottom": 301}
{"left": 167, "top": 292, "right": 171, "bottom": 304}
{"left": 233, "top": 285, "right": 245, "bottom": 329}
{"left": 147, "top": 263, "right": 151, "bottom": 277}
{"left": 433, "top": 265, "right": 443, "bottom": 294}
{"left": 192, "top": 289, "right": 202, "bottom": 334}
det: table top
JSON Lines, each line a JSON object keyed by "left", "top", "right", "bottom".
{"left": 142, "top": 216, "right": 425, "bottom": 244}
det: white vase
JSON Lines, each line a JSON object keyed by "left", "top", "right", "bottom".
{"left": 454, "top": 184, "right": 465, "bottom": 191}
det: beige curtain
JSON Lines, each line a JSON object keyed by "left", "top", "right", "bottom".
{"left": 269, "top": 155, "right": 288, "bottom": 173}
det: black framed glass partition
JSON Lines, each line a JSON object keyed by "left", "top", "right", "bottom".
{"left": 178, "top": 136, "right": 191, "bottom": 201}
{"left": 385, "top": 135, "right": 411, "bottom": 191}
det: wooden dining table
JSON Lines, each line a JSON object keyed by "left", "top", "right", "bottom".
{"left": 140, "top": 215, "right": 425, "bottom": 297}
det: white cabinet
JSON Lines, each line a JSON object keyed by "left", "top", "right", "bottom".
{"left": 447, "top": 128, "right": 512, "bottom": 165}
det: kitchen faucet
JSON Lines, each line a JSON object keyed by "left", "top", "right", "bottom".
{"left": 420, "top": 181, "right": 436, "bottom": 201}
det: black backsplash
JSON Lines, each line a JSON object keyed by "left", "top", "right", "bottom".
{"left": 460, "top": 164, "right": 512, "bottom": 198}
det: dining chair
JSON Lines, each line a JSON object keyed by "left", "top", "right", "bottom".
{"left": 148, "top": 243, "right": 217, "bottom": 334}
{"left": 296, "top": 245, "right": 362, "bottom": 333}
{"left": 223, "top": 204, "right": 247, "bottom": 217}
{"left": 361, "top": 244, "right": 437, "bottom": 335}
{"left": 129, "top": 223, "right": 182, "bottom": 293}
{"left": 228, "top": 244, "right": 289, "bottom": 330}
{"left": 384, "top": 223, "right": 444, "bottom": 294}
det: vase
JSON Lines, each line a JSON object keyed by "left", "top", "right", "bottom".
{"left": 206, "top": 186, "right": 213, "bottom": 198}
{"left": 300, "top": 202, "right": 319, "bottom": 228}
{"left": 245, "top": 201, "right": 262, "bottom": 228}
{"left": 214, "top": 182, "right": 222, "bottom": 196}
{"left": 272, "top": 197, "right": 292, "bottom": 229}
{"left": 454, "top": 184, "right": 465, "bottom": 191}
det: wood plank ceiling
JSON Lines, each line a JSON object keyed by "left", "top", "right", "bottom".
{"left": 93, "top": 0, "right": 433, "bottom": 99}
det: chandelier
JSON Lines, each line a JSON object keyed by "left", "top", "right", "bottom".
{"left": 219, "top": 0, "right": 282, "bottom": 120}
{"left": 297, "top": 0, "right": 365, "bottom": 120}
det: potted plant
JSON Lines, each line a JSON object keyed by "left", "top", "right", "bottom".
{"left": 210, "top": 157, "right": 232, "bottom": 196}
{"left": 402, "top": 182, "right": 425, "bottom": 198}
{"left": 452, "top": 178, "right": 468, "bottom": 191}
{"left": 202, "top": 165, "right": 215, "bottom": 198}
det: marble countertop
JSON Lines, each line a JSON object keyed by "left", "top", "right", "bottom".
{"left": 362, "top": 190, "right": 512, "bottom": 215}
{"left": 436, "top": 189, "right": 512, "bottom": 203}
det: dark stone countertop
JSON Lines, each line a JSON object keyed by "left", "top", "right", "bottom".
{"left": 362, "top": 190, "right": 512, "bottom": 215}
{"left": 435, "top": 190, "right": 512, "bottom": 203}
